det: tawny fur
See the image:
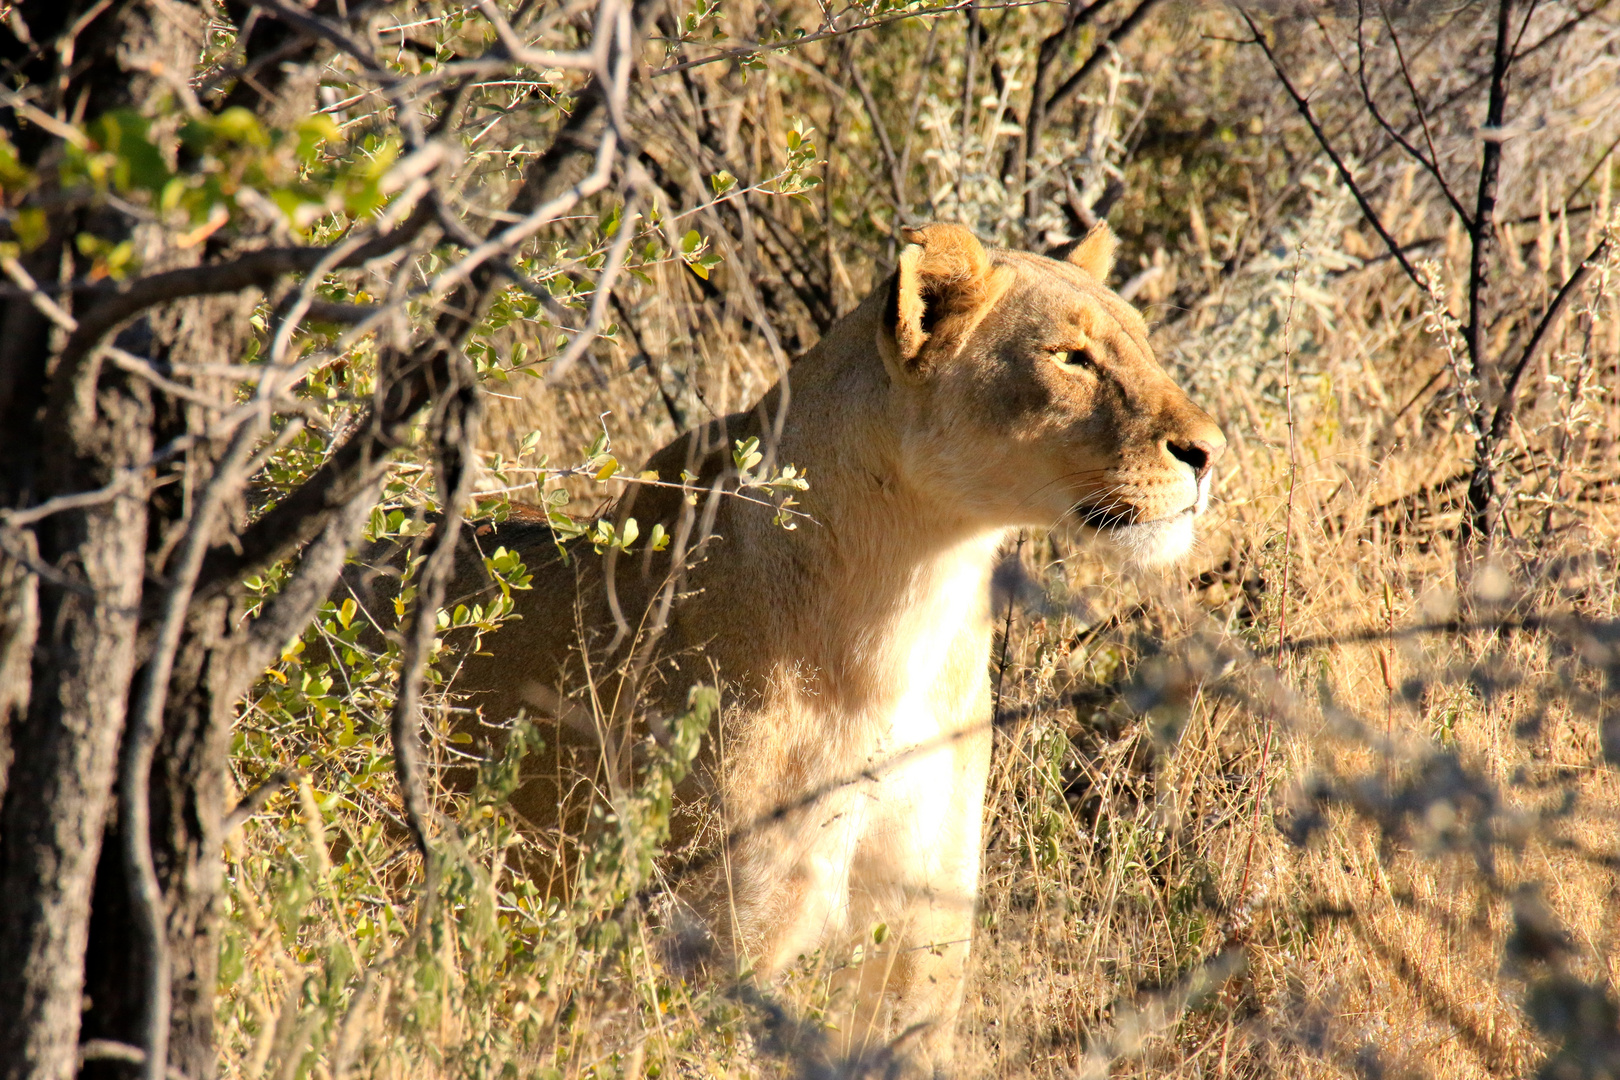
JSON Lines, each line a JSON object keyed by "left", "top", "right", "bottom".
{"left": 347, "top": 223, "right": 1225, "bottom": 1074}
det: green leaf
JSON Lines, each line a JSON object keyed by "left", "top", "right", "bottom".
{"left": 87, "top": 110, "right": 170, "bottom": 194}
{"left": 12, "top": 207, "right": 46, "bottom": 253}
{"left": 210, "top": 106, "right": 271, "bottom": 148}
{"left": 680, "top": 229, "right": 702, "bottom": 256}
{"left": 0, "top": 132, "right": 33, "bottom": 193}
{"left": 733, "top": 436, "right": 762, "bottom": 473}
{"left": 295, "top": 113, "right": 341, "bottom": 163}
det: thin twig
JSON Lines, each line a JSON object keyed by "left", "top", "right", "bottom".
{"left": 1042, "top": 0, "right": 1159, "bottom": 116}
{"left": 78, "top": 1040, "right": 189, "bottom": 1080}
{"left": 546, "top": 189, "right": 644, "bottom": 383}
{"left": 0, "top": 526, "right": 98, "bottom": 597}
{"left": 193, "top": 9, "right": 633, "bottom": 600}
{"left": 650, "top": 0, "right": 1060, "bottom": 78}
{"left": 119, "top": 316, "right": 315, "bottom": 1080}
{"left": 223, "top": 770, "right": 298, "bottom": 833}
{"left": 1486, "top": 231, "right": 1612, "bottom": 450}
{"left": 1236, "top": 241, "right": 1303, "bottom": 910}
{"left": 1379, "top": 3, "right": 1457, "bottom": 222}
{"left": 848, "top": 55, "right": 910, "bottom": 219}
{"left": 1, "top": 254, "right": 77, "bottom": 329}
{"left": 475, "top": 0, "right": 600, "bottom": 69}
{"left": 387, "top": 368, "right": 482, "bottom": 946}
{"left": 61, "top": 202, "right": 434, "bottom": 372}
{"left": 3, "top": 252, "right": 232, "bottom": 408}
{"left": 121, "top": 469, "right": 234, "bottom": 1080}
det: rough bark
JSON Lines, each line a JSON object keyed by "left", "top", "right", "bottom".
{"left": 0, "top": 366, "right": 153, "bottom": 1080}
{"left": 82, "top": 598, "right": 238, "bottom": 1080}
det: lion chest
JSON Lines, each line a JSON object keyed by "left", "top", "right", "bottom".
{"left": 838, "top": 541, "right": 1000, "bottom": 879}
{"left": 798, "top": 533, "right": 1004, "bottom": 763}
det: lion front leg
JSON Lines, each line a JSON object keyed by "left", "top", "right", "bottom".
{"left": 838, "top": 723, "right": 992, "bottom": 1076}
{"left": 710, "top": 786, "right": 869, "bottom": 981}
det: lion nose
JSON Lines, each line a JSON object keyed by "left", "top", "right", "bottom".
{"left": 1166, "top": 435, "right": 1225, "bottom": 480}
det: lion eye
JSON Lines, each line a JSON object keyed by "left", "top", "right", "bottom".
{"left": 1056, "top": 348, "right": 1095, "bottom": 369}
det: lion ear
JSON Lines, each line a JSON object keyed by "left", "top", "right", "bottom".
{"left": 885, "top": 223, "right": 992, "bottom": 370}
{"left": 1064, "top": 222, "right": 1118, "bottom": 283}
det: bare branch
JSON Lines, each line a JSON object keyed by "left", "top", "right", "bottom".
{"left": 1, "top": 255, "right": 77, "bottom": 330}
{"left": 1238, "top": 8, "right": 1425, "bottom": 290}
{"left": 848, "top": 56, "right": 910, "bottom": 219}
{"left": 546, "top": 189, "right": 643, "bottom": 384}
{"left": 388, "top": 367, "right": 480, "bottom": 935}
{"left": 61, "top": 202, "right": 435, "bottom": 373}
{"left": 475, "top": 0, "right": 600, "bottom": 70}
{"left": 1352, "top": 1, "right": 1473, "bottom": 228}
{"left": 78, "top": 1040, "right": 188, "bottom": 1080}
{"left": 296, "top": 299, "right": 384, "bottom": 324}
{"left": 121, "top": 331, "right": 301, "bottom": 1078}
{"left": 192, "top": 343, "right": 449, "bottom": 598}
{"left": 0, "top": 474, "right": 151, "bottom": 529}
{"left": 1465, "top": 0, "right": 1516, "bottom": 389}
{"left": 1041, "top": 0, "right": 1158, "bottom": 117}
{"left": 0, "top": 86, "right": 91, "bottom": 148}
{"left": 428, "top": 37, "right": 631, "bottom": 297}
{"left": 190, "top": 13, "right": 640, "bottom": 602}
{"left": 254, "top": 0, "right": 385, "bottom": 75}
{"left": 4, "top": 254, "right": 229, "bottom": 408}
{"left": 650, "top": 0, "right": 1060, "bottom": 79}
{"left": 0, "top": 526, "right": 98, "bottom": 597}
{"left": 232, "top": 477, "right": 386, "bottom": 685}
{"left": 1019, "top": 0, "right": 1122, "bottom": 223}
{"left": 1459, "top": 0, "right": 1519, "bottom": 545}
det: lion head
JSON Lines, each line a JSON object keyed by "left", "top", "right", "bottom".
{"left": 875, "top": 222, "right": 1226, "bottom": 565}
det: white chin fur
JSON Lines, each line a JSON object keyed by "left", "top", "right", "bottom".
{"left": 1093, "top": 513, "right": 1196, "bottom": 569}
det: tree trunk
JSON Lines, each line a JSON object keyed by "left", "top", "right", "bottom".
{"left": 0, "top": 366, "right": 153, "bottom": 1079}
{"left": 81, "top": 598, "right": 239, "bottom": 1080}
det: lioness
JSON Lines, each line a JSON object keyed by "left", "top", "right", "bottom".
{"left": 368, "top": 223, "right": 1223, "bottom": 1072}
